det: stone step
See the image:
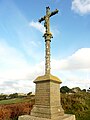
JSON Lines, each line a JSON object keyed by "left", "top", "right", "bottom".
{"left": 18, "top": 114, "right": 76, "bottom": 120}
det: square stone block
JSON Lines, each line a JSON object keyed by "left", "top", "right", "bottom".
{"left": 18, "top": 114, "right": 76, "bottom": 120}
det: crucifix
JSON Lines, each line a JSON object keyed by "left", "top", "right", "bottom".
{"left": 39, "top": 6, "right": 59, "bottom": 75}
{"left": 19, "top": 6, "right": 76, "bottom": 120}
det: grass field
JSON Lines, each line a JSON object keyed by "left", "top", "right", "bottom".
{"left": 0, "top": 97, "right": 35, "bottom": 120}
{"left": 0, "top": 97, "right": 31, "bottom": 105}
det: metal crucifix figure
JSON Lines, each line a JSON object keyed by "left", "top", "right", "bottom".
{"left": 39, "top": 6, "right": 59, "bottom": 75}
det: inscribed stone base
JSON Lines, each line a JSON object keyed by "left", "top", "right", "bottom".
{"left": 31, "top": 74, "right": 64, "bottom": 119}
{"left": 18, "top": 114, "right": 76, "bottom": 120}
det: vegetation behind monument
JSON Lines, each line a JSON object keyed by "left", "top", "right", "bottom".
{"left": 61, "top": 92, "right": 90, "bottom": 120}
{"left": 0, "top": 87, "right": 90, "bottom": 120}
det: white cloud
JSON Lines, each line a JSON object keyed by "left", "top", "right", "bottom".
{"left": 51, "top": 48, "right": 90, "bottom": 89}
{"left": 0, "top": 45, "right": 90, "bottom": 94}
{"left": 0, "top": 79, "right": 35, "bottom": 94}
{"left": 72, "top": 0, "right": 90, "bottom": 15}
{"left": 22, "top": 39, "right": 43, "bottom": 61}
{"left": 29, "top": 21, "right": 45, "bottom": 33}
{"left": 0, "top": 40, "right": 30, "bottom": 79}
{"left": 0, "top": 40, "right": 45, "bottom": 93}
{"left": 0, "top": 40, "right": 43, "bottom": 80}
{"left": 29, "top": 21, "right": 60, "bottom": 38}
{"left": 51, "top": 48, "right": 90, "bottom": 70}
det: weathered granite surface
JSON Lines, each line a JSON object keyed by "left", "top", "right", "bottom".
{"left": 34, "top": 74, "right": 62, "bottom": 83}
{"left": 18, "top": 75, "right": 76, "bottom": 120}
{"left": 18, "top": 114, "right": 76, "bottom": 120}
{"left": 31, "top": 75, "right": 64, "bottom": 118}
{"left": 18, "top": 74, "right": 76, "bottom": 120}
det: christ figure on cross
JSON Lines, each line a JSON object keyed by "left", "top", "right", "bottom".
{"left": 38, "top": 6, "right": 59, "bottom": 75}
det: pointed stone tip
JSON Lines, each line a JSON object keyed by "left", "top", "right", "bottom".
{"left": 33, "top": 74, "right": 62, "bottom": 83}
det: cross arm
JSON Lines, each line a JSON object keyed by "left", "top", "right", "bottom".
{"left": 50, "top": 9, "right": 59, "bottom": 17}
{"left": 38, "top": 16, "right": 45, "bottom": 23}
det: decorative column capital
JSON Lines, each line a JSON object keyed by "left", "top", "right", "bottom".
{"left": 43, "top": 32, "right": 53, "bottom": 42}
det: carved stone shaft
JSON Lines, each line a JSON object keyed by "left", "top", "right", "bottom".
{"left": 45, "top": 39, "right": 51, "bottom": 74}
{"left": 44, "top": 32, "right": 52, "bottom": 75}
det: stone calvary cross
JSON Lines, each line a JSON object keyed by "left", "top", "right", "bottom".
{"left": 39, "top": 6, "right": 58, "bottom": 75}
{"left": 18, "top": 6, "right": 76, "bottom": 120}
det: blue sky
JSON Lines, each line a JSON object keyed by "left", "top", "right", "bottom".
{"left": 0, "top": 0, "right": 90, "bottom": 94}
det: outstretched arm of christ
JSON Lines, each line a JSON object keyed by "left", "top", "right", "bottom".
{"left": 50, "top": 9, "right": 59, "bottom": 17}
{"left": 38, "top": 16, "right": 45, "bottom": 23}
{"left": 38, "top": 9, "right": 58, "bottom": 23}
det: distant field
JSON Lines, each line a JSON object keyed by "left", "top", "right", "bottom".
{"left": 0, "top": 97, "right": 31, "bottom": 105}
{"left": 0, "top": 97, "right": 35, "bottom": 120}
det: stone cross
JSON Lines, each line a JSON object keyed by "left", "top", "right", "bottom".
{"left": 39, "top": 6, "right": 59, "bottom": 75}
{"left": 18, "top": 6, "right": 76, "bottom": 120}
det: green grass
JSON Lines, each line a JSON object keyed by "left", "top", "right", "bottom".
{"left": 77, "top": 111, "right": 90, "bottom": 120}
{"left": 0, "top": 97, "right": 31, "bottom": 105}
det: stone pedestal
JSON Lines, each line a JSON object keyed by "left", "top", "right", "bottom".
{"left": 31, "top": 74, "right": 64, "bottom": 119}
{"left": 18, "top": 74, "right": 76, "bottom": 120}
